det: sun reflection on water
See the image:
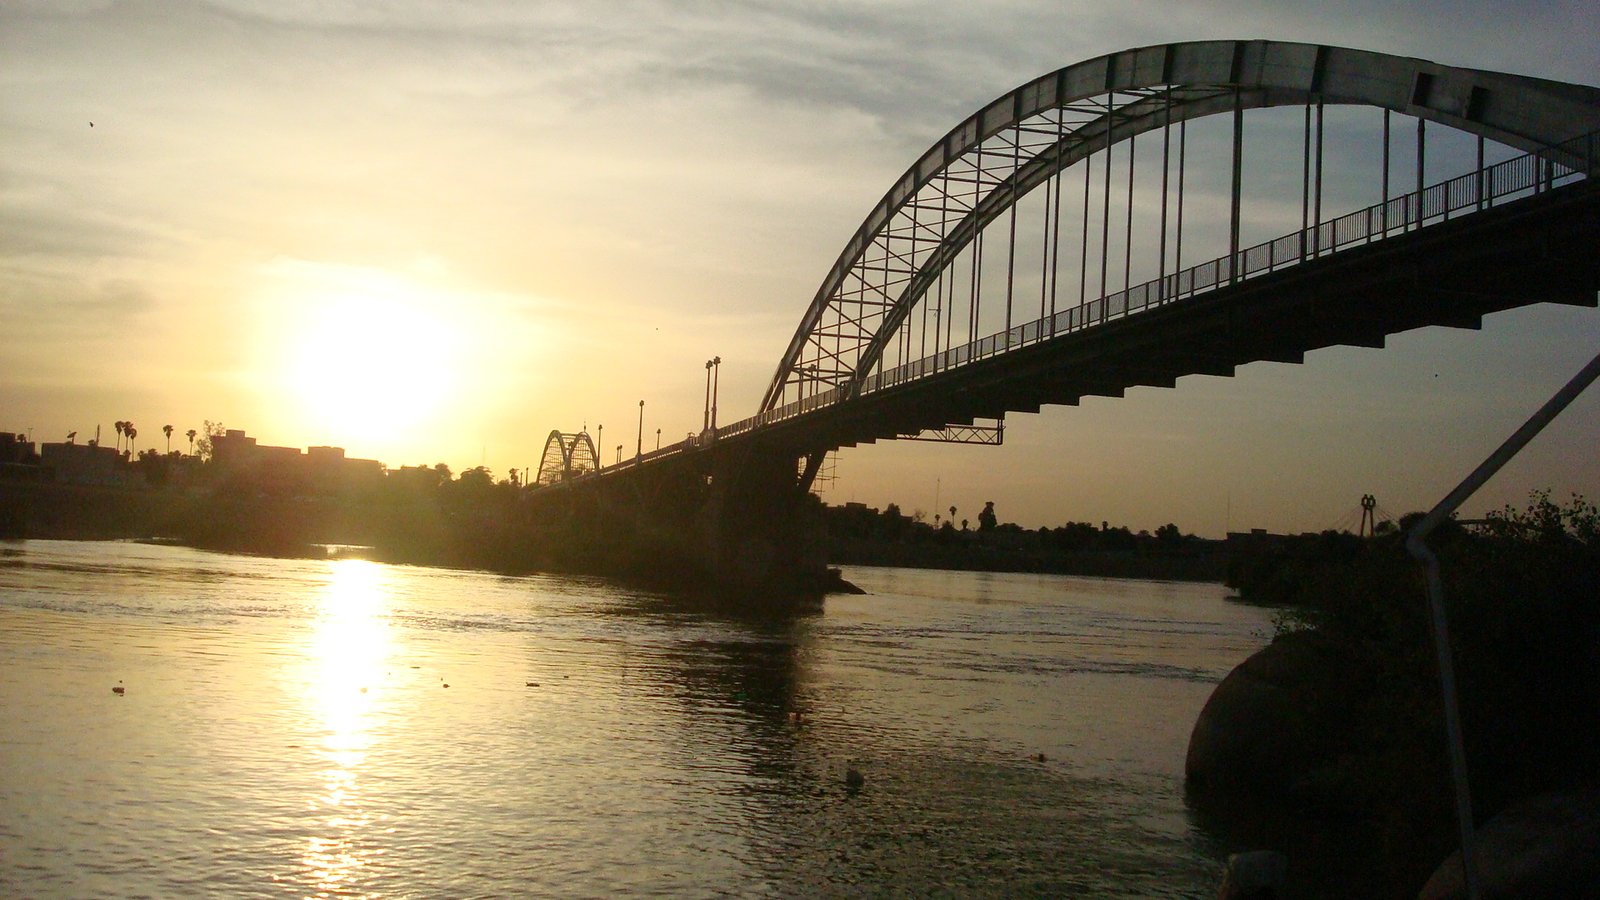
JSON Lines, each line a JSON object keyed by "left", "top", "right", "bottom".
{"left": 300, "top": 558, "right": 394, "bottom": 895}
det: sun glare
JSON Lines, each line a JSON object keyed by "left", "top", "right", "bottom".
{"left": 264, "top": 261, "right": 469, "bottom": 451}
{"left": 301, "top": 557, "right": 393, "bottom": 894}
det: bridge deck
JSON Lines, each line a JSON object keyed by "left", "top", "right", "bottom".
{"left": 750, "top": 178, "right": 1600, "bottom": 454}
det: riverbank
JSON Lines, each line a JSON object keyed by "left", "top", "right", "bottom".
{"left": 1188, "top": 492, "right": 1600, "bottom": 897}
{"left": 2, "top": 479, "right": 1225, "bottom": 588}
{"left": 824, "top": 501, "right": 1228, "bottom": 582}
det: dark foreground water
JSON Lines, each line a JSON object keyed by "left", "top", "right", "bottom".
{"left": 0, "top": 540, "right": 1273, "bottom": 897}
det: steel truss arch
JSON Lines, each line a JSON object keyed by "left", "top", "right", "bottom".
{"left": 537, "top": 429, "right": 600, "bottom": 485}
{"left": 760, "top": 39, "right": 1600, "bottom": 412}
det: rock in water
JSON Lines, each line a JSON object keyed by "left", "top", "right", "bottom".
{"left": 1418, "top": 787, "right": 1600, "bottom": 899}
{"left": 1217, "top": 850, "right": 1288, "bottom": 899}
{"left": 1185, "top": 630, "right": 1345, "bottom": 799}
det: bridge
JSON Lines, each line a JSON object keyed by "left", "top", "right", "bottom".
{"left": 526, "top": 39, "right": 1600, "bottom": 590}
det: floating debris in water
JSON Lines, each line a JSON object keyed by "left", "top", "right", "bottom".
{"left": 442, "top": 683, "right": 450, "bottom": 688}
{"left": 845, "top": 767, "right": 864, "bottom": 790}
{"left": 525, "top": 682, "right": 540, "bottom": 687}
{"left": 1033, "top": 752, "right": 1047, "bottom": 762}
{"left": 111, "top": 685, "right": 125, "bottom": 695}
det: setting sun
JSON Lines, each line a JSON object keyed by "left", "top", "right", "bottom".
{"left": 259, "top": 259, "right": 469, "bottom": 452}
{"left": 285, "top": 290, "right": 458, "bottom": 440}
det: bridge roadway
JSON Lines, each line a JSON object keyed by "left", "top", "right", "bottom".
{"left": 589, "top": 174, "right": 1599, "bottom": 472}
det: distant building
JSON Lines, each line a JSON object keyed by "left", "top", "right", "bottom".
{"left": 210, "top": 429, "right": 383, "bottom": 494}
{"left": 1, "top": 433, "right": 37, "bottom": 465}
{"left": 307, "top": 445, "right": 383, "bottom": 493}
{"left": 0, "top": 432, "right": 43, "bottom": 482}
{"left": 39, "top": 442, "right": 122, "bottom": 486}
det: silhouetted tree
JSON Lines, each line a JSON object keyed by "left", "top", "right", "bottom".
{"left": 458, "top": 466, "right": 493, "bottom": 488}
{"left": 186, "top": 428, "right": 197, "bottom": 455}
{"left": 978, "top": 500, "right": 997, "bottom": 532}
{"left": 114, "top": 420, "right": 125, "bottom": 453}
{"left": 163, "top": 424, "right": 173, "bottom": 453}
{"left": 196, "top": 420, "right": 223, "bottom": 461}
{"left": 881, "top": 503, "right": 909, "bottom": 541}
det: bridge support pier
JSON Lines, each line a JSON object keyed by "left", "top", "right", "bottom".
{"left": 701, "top": 448, "right": 828, "bottom": 592}
{"left": 525, "top": 446, "right": 829, "bottom": 596}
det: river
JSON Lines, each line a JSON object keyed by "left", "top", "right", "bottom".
{"left": 1, "top": 540, "right": 1274, "bottom": 897}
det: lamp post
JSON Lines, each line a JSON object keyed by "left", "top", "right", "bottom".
{"left": 636, "top": 400, "right": 644, "bottom": 460}
{"left": 615, "top": 444, "right": 622, "bottom": 465}
{"left": 710, "top": 355, "right": 721, "bottom": 431}
{"left": 655, "top": 428, "right": 660, "bottom": 451}
{"left": 703, "top": 359, "right": 713, "bottom": 433}
{"left": 596, "top": 424, "right": 603, "bottom": 467}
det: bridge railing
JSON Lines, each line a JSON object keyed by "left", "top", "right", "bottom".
{"left": 579, "top": 129, "right": 1596, "bottom": 468}
{"left": 841, "top": 128, "right": 1597, "bottom": 404}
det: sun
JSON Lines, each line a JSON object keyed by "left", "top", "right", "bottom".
{"left": 288, "top": 294, "right": 455, "bottom": 441}
{"left": 263, "top": 261, "right": 469, "bottom": 451}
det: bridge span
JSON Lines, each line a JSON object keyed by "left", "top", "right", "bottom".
{"left": 528, "top": 40, "right": 1600, "bottom": 590}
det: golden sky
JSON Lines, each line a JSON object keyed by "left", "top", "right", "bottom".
{"left": 3, "top": 1, "right": 1598, "bottom": 535}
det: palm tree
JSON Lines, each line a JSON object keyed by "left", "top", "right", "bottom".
{"left": 126, "top": 425, "right": 136, "bottom": 456}
{"left": 163, "top": 424, "right": 173, "bottom": 453}
{"left": 186, "top": 429, "right": 197, "bottom": 455}
{"left": 114, "top": 421, "right": 125, "bottom": 453}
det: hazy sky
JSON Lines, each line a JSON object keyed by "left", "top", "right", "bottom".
{"left": 4, "top": 0, "right": 1598, "bottom": 536}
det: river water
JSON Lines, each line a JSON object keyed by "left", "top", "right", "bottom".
{"left": 1, "top": 540, "right": 1274, "bottom": 897}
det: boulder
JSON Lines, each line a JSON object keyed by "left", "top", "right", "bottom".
{"left": 1217, "top": 850, "right": 1288, "bottom": 898}
{"left": 1418, "top": 787, "right": 1600, "bottom": 899}
{"left": 1186, "top": 630, "right": 1347, "bottom": 799}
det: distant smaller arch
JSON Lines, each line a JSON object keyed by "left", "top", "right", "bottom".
{"left": 536, "top": 430, "right": 600, "bottom": 485}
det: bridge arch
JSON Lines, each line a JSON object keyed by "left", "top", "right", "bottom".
{"left": 761, "top": 39, "right": 1600, "bottom": 413}
{"left": 536, "top": 429, "right": 600, "bottom": 485}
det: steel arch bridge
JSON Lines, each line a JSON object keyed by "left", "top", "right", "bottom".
{"left": 530, "top": 39, "right": 1599, "bottom": 589}
{"left": 536, "top": 429, "right": 600, "bottom": 486}
{"left": 755, "top": 38, "right": 1600, "bottom": 422}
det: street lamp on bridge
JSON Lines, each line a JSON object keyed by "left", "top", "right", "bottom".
{"left": 703, "top": 359, "right": 714, "bottom": 433}
{"left": 710, "top": 355, "right": 721, "bottom": 431}
{"left": 636, "top": 399, "right": 644, "bottom": 461}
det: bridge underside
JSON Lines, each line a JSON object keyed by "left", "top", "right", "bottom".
{"left": 750, "top": 179, "right": 1600, "bottom": 454}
